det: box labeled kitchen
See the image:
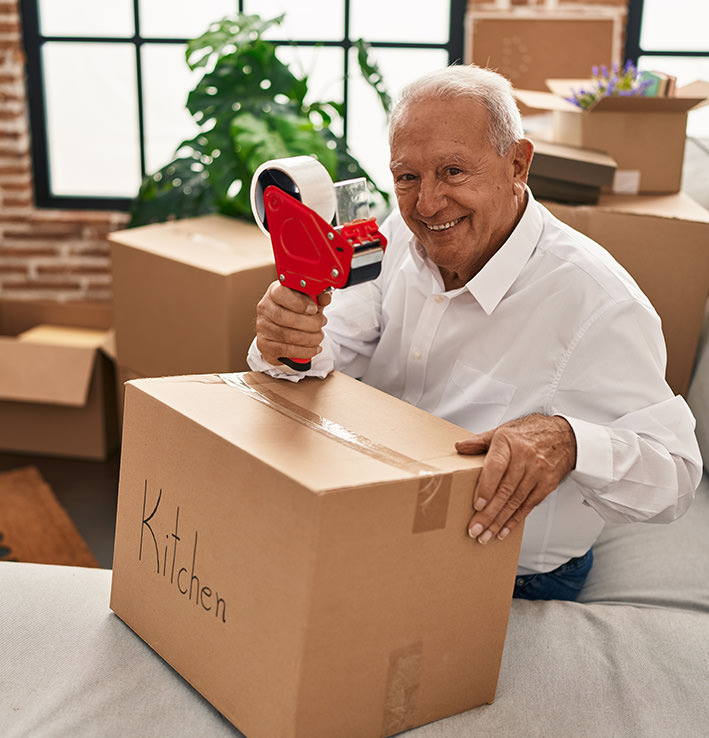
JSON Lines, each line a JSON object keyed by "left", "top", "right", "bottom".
{"left": 110, "top": 371, "right": 522, "bottom": 738}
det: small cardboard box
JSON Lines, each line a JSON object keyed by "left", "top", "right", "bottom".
{"left": 110, "top": 371, "right": 522, "bottom": 738}
{"left": 0, "top": 300, "right": 118, "bottom": 460}
{"left": 109, "top": 215, "right": 276, "bottom": 377}
{"left": 529, "top": 138, "right": 617, "bottom": 204}
{"left": 516, "top": 80, "right": 709, "bottom": 194}
{"left": 543, "top": 192, "right": 709, "bottom": 396}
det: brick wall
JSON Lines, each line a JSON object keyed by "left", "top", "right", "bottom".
{"left": 0, "top": 0, "right": 127, "bottom": 303}
{"left": 0, "top": 0, "right": 629, "bottom": 304}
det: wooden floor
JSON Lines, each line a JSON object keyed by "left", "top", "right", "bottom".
{"left": 2, "top": 136, "right": 708, "bottom": 570}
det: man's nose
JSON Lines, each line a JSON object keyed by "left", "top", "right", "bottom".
{"left": 416, "top": 179, "right": 446, "bottom": 216}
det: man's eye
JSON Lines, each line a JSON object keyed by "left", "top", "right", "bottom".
{"left": 446, "top": 167, "right": 463, "bottom": 176}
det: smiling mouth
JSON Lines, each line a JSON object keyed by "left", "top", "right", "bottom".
{"left": 426, "top": 217, "right": 464, "bottom": 231}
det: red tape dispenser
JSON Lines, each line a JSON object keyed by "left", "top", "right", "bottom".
{"left": 250, "top": 156, "right": 387, "bottom": 371}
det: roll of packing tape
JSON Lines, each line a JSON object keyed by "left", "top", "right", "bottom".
{"left": 250, "top": 155, "right": 336, "bottom": 236}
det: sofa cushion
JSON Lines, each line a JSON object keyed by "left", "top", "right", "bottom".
{"left": 3, "top": 563, "right": 708, "bottom": 738}
{"left": 578, "top": 473, "right": 709, "bottom": 611}
{"left": 687, "top": 299, "right": 709, "bottom": 469}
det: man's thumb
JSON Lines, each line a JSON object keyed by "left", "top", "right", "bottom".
{"left": 455, "top": 432, "right": 491, "bottom": 456}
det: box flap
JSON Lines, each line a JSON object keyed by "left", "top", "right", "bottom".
{"left": 0, "top": 298, "right": 112, "bottom": 335}
{"left": 17, "top": 324, "right": 109, "bottom": 349}
{"left": 594, "top": 191, "right": 709, "bottom": 222}
{"left": 591, "top": 94, "right": 705, "bottom": 113}
{"left": 545, "top": 78, "right": 707, "bottom": 113}
{"left": 0, "top": 338, "right": 96, "bottom": 406}
{"left": 675, "top": 79, "right": 709, "bottom": 110}
{"left": 108, "top": 215, "right": 274, "bottom": 275}
{"left": 515, "top": 88, "right": 578, "bottom": 113}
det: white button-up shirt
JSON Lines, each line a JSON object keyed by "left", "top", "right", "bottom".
{"left": 248, "top": 191, "right": 702, "bottom": 574}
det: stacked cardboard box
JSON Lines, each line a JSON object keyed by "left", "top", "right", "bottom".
{"left": 111, "top": 370, "right": 522, "bottom": 738}
{"left": 109, "top": 215, "right": 276, "bottom": 379}
{"left": 516, "top": 80, "right": 709, "bottom": 194}
{"left": 528, "top": 138, "right": 616, "bottom": 204}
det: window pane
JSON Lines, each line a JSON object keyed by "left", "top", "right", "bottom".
{"left": 242, "top": 0, "right": 344, "bottom": 41}
{"left": 141, "top": 44, "right": 202, "bottom": 173}
{"left": 347, "top": 48, "right": 448, "bottom": 196}
{"left": 42, "top": 43, "right": 140, "bottom": 197}
{"left": 39, "top": 0, "right": 134, "bottom": 37}
{"left": 638, "top": 55, "right": 709, "bottom": 137}
{"left": 276, "top": 45, "right": 344, "bottom": 113}
{"left": 139, "top": 0, "right": 237, "bottom": 39}
{"left": 641, "top": 0, "right": 709, "bottom": 52}
{"left": 350, "top": 0, "right": 449, "bottom": 44}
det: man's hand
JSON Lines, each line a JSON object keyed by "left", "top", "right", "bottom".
{"left": 456, "top": 414, "right": 576, "bottom": 544}
{"left": 255, "top": 281, "right": 332, "bottom": 366}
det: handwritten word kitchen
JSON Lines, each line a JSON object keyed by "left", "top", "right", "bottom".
{"left": 139, "top": 481, "right": 227, "bottom": 623}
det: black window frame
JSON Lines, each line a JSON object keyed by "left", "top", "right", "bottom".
{"left": 19, "top": 0, "right": 467, "bottom": 212}
{"left": 625, "top": 0, "right": 709, "bottom": 67}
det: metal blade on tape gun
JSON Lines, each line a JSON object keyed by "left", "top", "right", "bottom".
{"left": 250, "top": 155, "right": 387, "bottom": 371}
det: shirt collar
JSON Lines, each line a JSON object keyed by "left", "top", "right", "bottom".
{"left": 406, "top": 188, "right": 543, "bottom": 310}
{"left": 467, "top": 188, "right": 542, "bottom": 315}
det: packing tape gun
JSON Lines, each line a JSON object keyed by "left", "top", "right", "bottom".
{"left": 250, "top": 155, "right": 387, "bottom": 371}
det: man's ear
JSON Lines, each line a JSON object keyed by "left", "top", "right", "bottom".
{"left": 512, "top": 138, "right": 534, "bottom": 183}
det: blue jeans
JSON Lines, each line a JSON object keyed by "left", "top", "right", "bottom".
{"left": 513, "top": 549, "right": 594, "bottom": 601}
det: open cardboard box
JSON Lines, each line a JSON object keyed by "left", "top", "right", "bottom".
{"left": 543, "top": 192, "right": 709, "bottom": 396}
{"left": 109, "top": 215, "right": 276, "bottom": 378}
{"left": 0, "top": 300, "right": 118, "bottom": 460}
{"left": 110, "top": 371, "right": 522, "bottom": 738}
{"left": 516, "top": 80, "right": 709, "bottom": 194}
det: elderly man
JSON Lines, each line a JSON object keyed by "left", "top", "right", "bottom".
{"left": 248, "top": 64, "right": 702, "bottom": 600}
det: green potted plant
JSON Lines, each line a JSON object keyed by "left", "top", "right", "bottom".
{"left": 129, "top": 12, "right": 391, "bottom": 228}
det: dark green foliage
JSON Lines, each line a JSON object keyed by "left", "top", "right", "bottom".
{"left": 129, "top": 14, "right": 390, "bottom": 227}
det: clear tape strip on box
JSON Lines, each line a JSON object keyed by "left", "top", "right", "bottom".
{"left": 220, "top": 372, "right": 452, "bottom": 532}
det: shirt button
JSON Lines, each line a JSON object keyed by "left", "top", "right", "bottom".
{"left": 433, "top": 295, "right": 443, "bottom": 303}
{"left": 413, "top": 351, "right": 422, "bottom": 360}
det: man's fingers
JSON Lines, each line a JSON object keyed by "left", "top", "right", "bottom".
{"left": 468, "top": 451, "right": 527, "bottom": 540}
{"left": 255, "top": 281, "right": 329, "bottom": 365}
{"left": 470, "top": 432, "right": 514, "bottom": 512}
{"left": 462, "top": 414, "right": 577, "bottom": 545}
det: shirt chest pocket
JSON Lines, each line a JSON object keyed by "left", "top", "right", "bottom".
{"left": 438, "top": 361, "right": 517, "bottom": 433}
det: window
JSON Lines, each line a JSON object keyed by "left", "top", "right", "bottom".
{"left": 625, "top": 0, "right": 709, "bottom": 138}
{"left": 20, "top": 0, "right": 466, "bottom": 210}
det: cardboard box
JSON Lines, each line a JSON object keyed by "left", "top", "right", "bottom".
{"left": 543, "top": 192, "right": 709, "bottom": 396}
{"left": 110, "top": 371, "right": 522, "bottom": 738}
{"left": 465, "top": 10, "right": 621, "bottom": 116}
{"left": 529, "top": 138, "right": 616, "bottom": 204}
{"left": 0, "top": 300, "right": 118, "bottom": 460}
{"left": 109, "top": 215, "right": 276, "bottom": 377}
{"left": 515, "top": 81, "right": 709, "bottom": 194}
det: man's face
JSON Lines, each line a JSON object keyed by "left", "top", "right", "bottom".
{"left": 389, "top": 95, "right": 532, "bottom": 289}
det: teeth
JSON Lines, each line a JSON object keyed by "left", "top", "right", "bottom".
{"left": 427, "top": 218, "right": 462, "bottom": 231}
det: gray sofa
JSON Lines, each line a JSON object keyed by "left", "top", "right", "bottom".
{"left": 2, "top": 312, "right": 708, "bottom": 738}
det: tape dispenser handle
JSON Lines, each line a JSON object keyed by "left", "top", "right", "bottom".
{"left": 250, "top": 157, "right": 337, "bottom": 373}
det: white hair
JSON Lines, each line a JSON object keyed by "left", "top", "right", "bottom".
{"left": 389, "top": 65, "right": 525, "bottom": 155}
